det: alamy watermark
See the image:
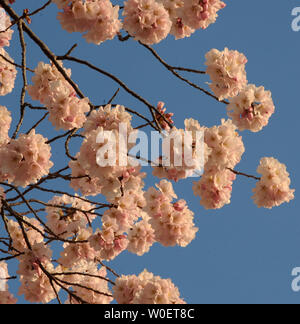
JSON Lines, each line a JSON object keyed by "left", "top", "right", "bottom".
{"left": 0, "top": 265, "right": 6, "bottom": 292}
{"left": 95, "top": 123, "right": 205, "bottom": 178}
{"left": 291, "top": 267, "right": 300, "bottom": 292}
{"left": 291, "top": 7, "right": 300, "bottom": 31}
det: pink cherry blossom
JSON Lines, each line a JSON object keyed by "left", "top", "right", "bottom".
{"left": 114, "top": 269, "right": 185, "bottom": 304}
{"left": 144, "top": 180, "right": 198, "bottom": 247}
{"left": 182, "top": 0, "right": 226, "bottom": 30}
{"left": 253, "top": 157, "right": 295, "bottom": 209}
{"left": 55, "top": 0, "right": 122, "bottom": 45}
{"left": 123, "top": 0, "right": 172, "bottom": 45}
{"left": 0, "top": 105, "right": 11, "bottom": 147}
{"left": 0, "top": 7, "right": 13, "bottom": 48}
{"left": 0, "top": 130, "right": 53, "bottom": 188}
{"left": 158, "top": 0, "right": 195, "bottom": 39}
{"left": 0, "top": 48, "right": 17, "bottom": 96}
{"left": 193, "top": 167, "right": 236, "bottom": 209}
{"left": 227, "top": 84, "right": 275, "bottom": 132}
{"left": 28, "top": 62, "right": 90, "bottom": 130}
{"left": 46, "top": 195, "right": 96, "bottom": 238}
{"left": 7, "top": 218, "right": 44, "bottom": 253}
{"left": 205, "top": 47, "right": 248, "bottom": 100}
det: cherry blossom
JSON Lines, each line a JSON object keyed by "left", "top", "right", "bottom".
{"left": 227, "top": 84, "right": 275, "bottom": 132}
{"left": 113, "top": 269, "right": 185, "bottom": 304}
{"left": 7, "top": 218, "right": 44, "bottom": 253}
{"left": 205, "top": 47, "right": 248, "bottom": 100}
{"left": 55, "top": 0, "right": 122, "bottom": 45}
{"left": 0, "top": 130, "right": 53, "bottom": 188}
{"left": 46, "top": 195, "right": 96, "bottom": 239}
{"left": 123, "top": 0, "right": 172, "bottom": 45}
{"left": 0, "top": 105, "right": 11, "bottom": 147}
{"left": 193, "top": 166, "right": 236, "bottom": 209}
{"left": 158, "top": 0, "right": 195, "bottom": 39}
{"left": 28, "top": 62, "right": 90, "bottom": 130}
{"left": 253, "top": 157, "right": 295, "bottom": 209}
{"left": 144, "top": 180, "right": 198, "bottom": 247}
{"left": 63, "top": 260, "right": 113, "bottom": 304}
{"left": 204, "top": 119, "right": 245, "bottom": 171}
{"left": 0, "top": 7, "right": 13, "bottom": 47}
{"left": 182, "top": 0, "right": 226, "bottom": 30}
{"left": 0, "top": 48, "right": 17, "bottom": 96}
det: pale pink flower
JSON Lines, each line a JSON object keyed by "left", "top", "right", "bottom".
{"left": 153, "top": 120, "right": 210, "bottom": 181}
{"left": 114, "top": 269, "right": 185, "bottom": 304}
{"left": 17, "top": 243, "right": 59, "bottom": 304}
{"left": 204, "top": 119, "right": 245, "bottom": 171}
{"left": 253, "top": 157, "right": 295, "bottom": 209}
{"left": 69, "top": 155, "right": 103, "bottom": 197}
{"left": 158, "top": 0, "right": 195, "bottom": 39}
{"left": 64, "top": 260, "right": 113, "bottom": 304}
{"left": 127, "top": 219, "right": 155, "bottom": 256}
{"left": 0, "top": 8, "right": 13, "bottom": 47}
{"left": 82, "top": 104, "right": 133, "bottom": 135}
{"left": 144, "top": 180, "right": 198, "bottom": 247}
{"left": 7, "top": 218, "right": 44, "bottom": 253}
{"left": 0, "top": 48, "right": 17, "bottom": 96}
{"left": 89, "top": 218, "right": 128, "bottom": 261}
{"left": 205, "top": 48, "right": 248, "bottom": 100}
{"left": 28, "top": 61, "right": 72, "bottom": 105}
{"left": 182, "top": 0, "right": 226, "bottom": 30}
{"left": 193, "top": 167, "right": 236, "bottom": 209}
{"left": 46, "top": 195, "right": 96, "bottom": 238}
{"left": 123, "top": 0, "right": 172, "bottom": 45}
{"left": 227, "top": 84, "right": 275, "bottom": 132}
{"left": 58, "top": 228, "right": 96, "bottom": 268}
{"left": 17, "top": 243, "right": 52, "bottom": 278}
{"left": 0, "top": 130, "right": 53, "bottom": 188}
{"left": 0, "top": 105, "right": 11, "bottom": 147}
{"left": 78, "top": 128, "right": 145, "bottom": 202}
{"left": 28, "top": 62, "right": 90, "bottom": 130}
{"left": 56, "top": 0, "right": 122, "bottom": 45}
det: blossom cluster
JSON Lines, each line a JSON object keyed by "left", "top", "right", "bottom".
{"left": 205, "top": 48, "right": 275, "bottom": 132}
{"left": 113, "top": 269, "right": 185, "bottom": 304}
{"left": 193, "top": 119, "right": 244, "bottom": 209}
{"left": 17, "top": 244, "right": 58, "bottom": 304}
{"left": 28, "top": 62, "right": 90, "bottom": 130}
{"left": 0, "top": 6, "right": 13, "bottom": 47}
{"left": 227, "top": 84, "right": 275, "bottom": 132}
{"left": 61, "top": 260, "right": 113, "bottom": 304}
{"left": 205, "top": 47, "right": 248, "bottom": 101}
{"left": 0, "top": 105, "right": 11, "bottom": 147}
{"left": 153, "top": 118, "right": 210, "bottom": 182}
{"left": 0, "top": 48, "right": 17, "bottom": 96}
{"left": 46, "top": 195, "right": 96, "bottom": 239}
{"left": 0, "top": 130, "right": 53, "bottom": 188}
{"left": 253, "top": 157, "right": 295, "bottom": 209}
{"left": 54, "top": 0, "right": 226, "bottom": 45}
{"left": 54, "top": 0, "right": 122, "bottom": 45}
{"left": 144, "top": 180, "right": 198, "bottom": 247}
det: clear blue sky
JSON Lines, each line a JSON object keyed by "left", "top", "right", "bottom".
{"left": 1, "top": 0, "right": 300, "bottom": 304}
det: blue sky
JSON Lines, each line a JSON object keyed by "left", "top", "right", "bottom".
{"left": 1, "top": 0, "right": 300, "bottom": 304}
